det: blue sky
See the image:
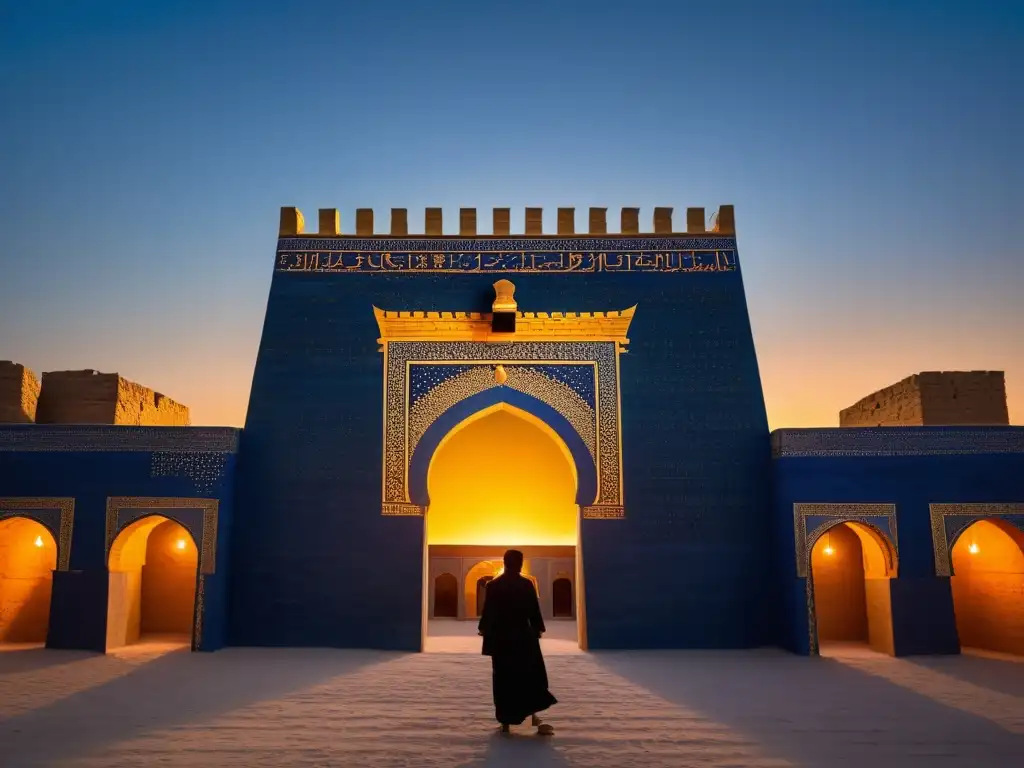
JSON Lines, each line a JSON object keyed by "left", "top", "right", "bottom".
{"left": 1, "top": 0, "right": 1021, "bottom": 427}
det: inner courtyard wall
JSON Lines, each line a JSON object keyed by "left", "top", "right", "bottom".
{"left": 232, "top": 257, "right": 772, "bottom": 650}
{"left": 771, "top": 426, "right": 1024, "bottom": 655}
{"left": 0, "top": 425, "right": 238, "bottom": 652}
{"left": 35, "top": 371, "right": 190, "bottom": 426}
{"left": 0, "top": 361, "right": 40, "bottom": 424}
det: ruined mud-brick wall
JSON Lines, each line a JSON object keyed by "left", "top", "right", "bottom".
{"left": 0, "top": 361, "right": 41, "bottom": 423}
{"left": 35, "top": 370, "right": 190, "bottom": 426}
{"left": 840, "top": 371, "right": 1009, "bottom": 427}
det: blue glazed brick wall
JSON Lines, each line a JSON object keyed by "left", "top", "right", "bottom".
{"left": 0, "top": 426, "right": 239, "bottom": 651}
{"left": 233, "top": 257, "right": 773, "bottom": 650}
{"left": 771, "top": 428, "right": 1024, "bottom": 653}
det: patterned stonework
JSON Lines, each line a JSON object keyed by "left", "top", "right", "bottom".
{"left": 0, "top": 426, "right": 239, "bottom": 453}
{"left": 772, "top": 427, "right": 1024, "bottom": 458}
{"left": 193, "top": 574, "right": 205, "bottom": 650}
{"left": 0, "top": 497, "right": 75, "bottom": 571}
{"left": 104, "top": 497, "right": 219, "bottom": 575}
{"left": 929, "top": 503, "right": 1024, "bottom": 576}
{"left": 150, "top": 452, "right": 229, "bottom": 493}
{"left": 383, "top": 341, "right": 623, "bottom": 517}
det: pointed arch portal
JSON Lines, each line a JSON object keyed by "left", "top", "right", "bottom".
{"left": 409, "top": 389, "right": 597, "bottom": 510}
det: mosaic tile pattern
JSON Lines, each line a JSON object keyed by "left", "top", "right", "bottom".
{"left": 0, "top": 497, "right": 75, "bottom": 571}
{"left": 0, "top": 426, "right": 240, "bottom": 453}
{"left": 193, "top": 573, "right": 205, "bottom": 650}
{"left": 150, "top": 452, "right": 229, "bottom": 493}
{"left": 929, "top": 503, "right": 1024, "bottom": 576}
{"left": 772, "top": 427, "right": 1024, "bottom": 458}
{"left": 407, "top": 365, "right": 597, "bottom": 462}
{"left": 384, "top": 341, "right": 622, "bottom": 515}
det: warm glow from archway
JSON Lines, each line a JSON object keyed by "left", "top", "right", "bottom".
{"left": 0, "top": 517, "right": 57, "bottom": 642}
{"left": 950, "top": 519, "right": 1024, "bottom": 655}
{"left": 426, "top": 407, "right": 578, "bottom": 546}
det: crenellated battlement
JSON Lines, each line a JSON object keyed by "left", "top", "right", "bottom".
{"left": 279, "top": 205, "right": 736, "bottom": 238}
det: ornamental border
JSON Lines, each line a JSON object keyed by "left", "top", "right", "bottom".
{"left": 382, "top": 342, "right": 624, "bottom": 518}
{"left": 0, "top": 497, "right": 75, "bottom": 571}
{"left": 929, "top": 503, "right": 1024, "bottom": 576}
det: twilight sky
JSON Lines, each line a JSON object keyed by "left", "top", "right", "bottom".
{"left": 1, "top": 0, "right": 1021, "bottom": 429}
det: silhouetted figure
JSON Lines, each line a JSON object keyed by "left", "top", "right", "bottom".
{"left": 478, "top": 549, "right": 557, "bottom": 735}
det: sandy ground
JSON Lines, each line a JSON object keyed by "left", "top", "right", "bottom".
{"left": 1, "top": 623, "right": 1022, "bottom": 767}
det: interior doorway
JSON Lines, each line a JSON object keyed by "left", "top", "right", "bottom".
{"left": 107, "top": 515, "right": 198, "bottom": 650}
{"left": 950, "top": 518, "right": 1024, "bottom": 656}
{"left": 421, "top": 404, "right": 585, "bottom": 650}
{"left": 809, "top": 521, "right": 896, "bottom": 655}
{"left": 0, "top": 517, "right": 57, "bottom": 644}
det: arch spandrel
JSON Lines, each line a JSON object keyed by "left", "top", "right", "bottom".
{"left": 0, "top": 498, "right": 75, "bottom": 571}
{"left": 793, "top": 503, "right": 899, "bottom": 579}
{"left": 379, "top": 324, "right": 628, "bottom": 520}
{"left": 929, "top": 503, "right": 1024, "bottom": 576}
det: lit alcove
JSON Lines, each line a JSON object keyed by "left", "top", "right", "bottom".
{"left": 810, "top": 522, "right": 896, "bottom": 654}
{"left": 950, "top": 518, "right": 1024, "bottom": 656}
{"left": 107, "top": 516, "right": 198, "bottom": 650}
{"left": 464, "top": 561, "right": 503, "bottom": 620}
{"left": 0, "top": 517, "right": 57, "bottom": 644}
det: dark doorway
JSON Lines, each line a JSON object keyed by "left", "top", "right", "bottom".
{"left": 553, "top": 577, "right": 573, "bottom": 618}
{"left": 433, "top": 573, "right": 458, "bottom": 618}
{"left": 476, "top": 575, "right": 494, "bottom": 616}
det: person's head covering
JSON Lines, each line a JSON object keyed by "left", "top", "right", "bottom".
{"left": 503, "top": 549, "right": 524, "bottom": 574}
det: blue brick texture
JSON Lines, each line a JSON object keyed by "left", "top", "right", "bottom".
{"left": 231, "top": 264, "right": 773, "bottom": 650}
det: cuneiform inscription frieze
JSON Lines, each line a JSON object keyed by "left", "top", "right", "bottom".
{"left": 277, "top": 249, "right": 736, "bottom": 274}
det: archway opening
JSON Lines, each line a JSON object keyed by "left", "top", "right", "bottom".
{"left": 810, "top": 521, "right": 896, "bottom": 655}
{"left": 950, "top": 518, "right": 1024, "bottom": 656}
{"left": 433, "top": 573, "right": 458, "bottom": 619}
{"left": 0, "top": 517, "right": 57, "bottom": 644}
{"left": 107, "top": 516, "right": 198, "bottom": 650}
{"left": 424, "top": 405, "right": 583, "bottom": 648}
{"left": 553, "top": 576, "right": 574, "bottom": 618}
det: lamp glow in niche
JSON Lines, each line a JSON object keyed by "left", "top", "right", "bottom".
{"left": 176, "top": 539, "right": 186, "bottom": 551}
{"left": 34, "top": 535, "right": 43, "bottom": 548}
{"left": 968, "top": 542, "right": 980, "bottom": 555}
{"left": 823, "top": 532, "right": 835, "bottom": 557}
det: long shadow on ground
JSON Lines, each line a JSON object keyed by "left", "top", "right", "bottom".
{"left": 592, "top": 648, "right": 1022, "bottom": 768}
{"left": 0, "top": 647, "right": 396, "bottom": 768}
{"left": 0, "top": 646, "right": 97, "bottom": 675}
{"left": 906, "top": 652, "right": 1024, "bottom": 699}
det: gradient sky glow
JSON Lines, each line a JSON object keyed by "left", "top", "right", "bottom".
{"left": 1, "top": 0, "right": 1021, "bottom": 429}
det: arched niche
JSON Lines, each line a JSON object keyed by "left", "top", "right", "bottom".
{"left": 808, "top": 520, "right": 898, "bottom": 655}
{"left": 107, "top": 515, "right": 199, "bottom": 650}
{"left": 949, "top": 518, "right": 1024, "bottom": 656}
{"left": 0, "top": 517, "right": 57, "bottom": 643}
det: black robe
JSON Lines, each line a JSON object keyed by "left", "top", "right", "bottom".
{"left": 478, "top": 573, "right": 558, "bottom": 725}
